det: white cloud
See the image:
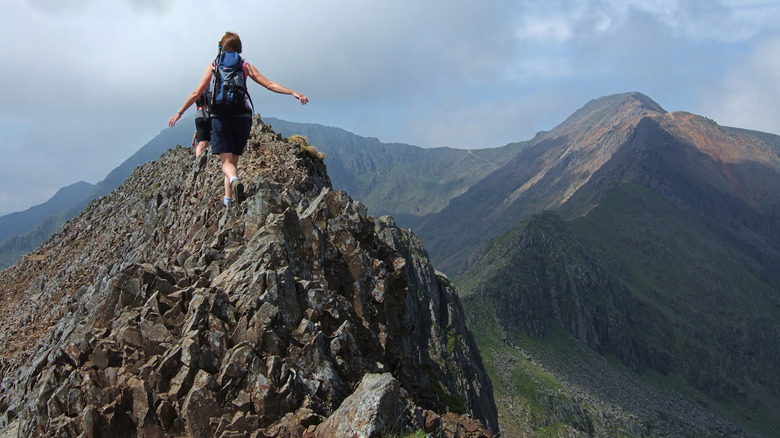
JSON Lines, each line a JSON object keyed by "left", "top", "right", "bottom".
{"left": 1, "top": 0, "right": 779, "bottom": 215}
{"left": 512, "top": 0, "right": 780, "bottom": 46}
{"left": 26, "top": 0, "right": 95, "bottom": 14}
{"left": 699, "top": 35, "right": 780, "bottom": 134}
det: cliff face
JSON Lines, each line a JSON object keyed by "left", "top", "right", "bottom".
{"left": 453, "top": 94, "right": 780, "bottom": 435}
{"left": 0, "top": 118, "right": 497, "bottom": 437}
{"left": 459, "top": 206, "right": 778, "bottom": 436}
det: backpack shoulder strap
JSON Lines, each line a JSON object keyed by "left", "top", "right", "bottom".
{"left": 245, "top": 89, "right": 254, "bottom": 113}
{"left": 240, "top": 59, "right": 254, "bottom": 113}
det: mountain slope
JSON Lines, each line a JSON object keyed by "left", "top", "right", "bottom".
{"left": 0, "top": 181, "right": 94, "bottom": 245}
{"left": 418, "top": 92, "right": 780, "bottom": 279}
{"left": 460, "top": 188, "right": 779, "bottom": 434}
{"left": 460, "top": 222, "right": 754, "bottom": 437}
{"left": 0, "top": 118, "right": 497, "bottom": 437}
{"left": 570, "top": 184, "right": 779, "bottom": 410}
{"left": 266, "top": 117, "right": 530, "bottom": 225}
{"left": 450, "top": 93, "right": 780, "bottom": 436}
{"left": 559, "top": 112, "right": 780, "bottom": 251}
{"left": 416, "top": 92, "right": 669, "bottom": 274}
{"left": 0, "top": 121, "right": 194, "bottom": 271}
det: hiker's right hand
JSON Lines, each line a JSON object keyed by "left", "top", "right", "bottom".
{"left": 168, "top": 113, "right": 181, "bottom": 127}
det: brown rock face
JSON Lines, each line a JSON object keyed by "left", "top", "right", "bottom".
{"left": 0, "top": 117, "right": 497, "bottom": 437}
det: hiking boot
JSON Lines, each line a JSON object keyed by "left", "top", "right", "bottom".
{"left": 230, "top": 179, "right": 245, "bottom": 205}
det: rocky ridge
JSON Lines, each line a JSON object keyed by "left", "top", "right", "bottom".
{"left": 460, "top": 207, "right": 769, "bottom": 436}
{"left": 0, "top": 117, "right": 497, "bottom": 437}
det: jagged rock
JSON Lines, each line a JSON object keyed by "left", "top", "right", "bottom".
{"left": 424, "top": 410, "right": 490, "bottom": 438}
{"left": 313, "top": 373, "right": 406, "bottom": 438}
{"left": 182, "top": 370, "right": 220, "bottom": 437}
{"left": 0, "top": 117, "right": 498, "bottom": 437}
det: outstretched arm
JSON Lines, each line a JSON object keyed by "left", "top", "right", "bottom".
{"left": 169, "top": 64, "right": 213, "bottom": 127}
{"left": 245, "top": 62, "right": 308, "bottom": 105}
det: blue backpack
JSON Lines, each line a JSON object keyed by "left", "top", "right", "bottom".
{"left": 210, "top": 51, "right": 253, "bottom": 116}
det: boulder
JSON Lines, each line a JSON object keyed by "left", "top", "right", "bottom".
{"left": 314, "top": 373, "right": 406, "bottom": 438}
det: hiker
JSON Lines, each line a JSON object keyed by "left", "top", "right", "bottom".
{"left": 169, "top": 31, "right": 308, "bottom": 206}
{"left": 191, "top": 90, "right": 211, "bottom": 157}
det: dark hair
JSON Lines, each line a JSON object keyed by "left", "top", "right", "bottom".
{"left": 219, "top": 32, "right": 242, "bottom": 53}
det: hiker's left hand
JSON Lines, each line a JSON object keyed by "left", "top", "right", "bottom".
{"left": 293, "top": 92, "right": 308, "bottom": 105}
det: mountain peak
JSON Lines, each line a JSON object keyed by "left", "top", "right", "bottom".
{"left": 554, "top": 91, "right": 665, "bottom": 135}
{"left": 582, "top": 91, "right": 665, "bottom": 114}
{"left": 415, "top": 91, "right": 780, "bottom": 275}
{"left": 608, "top": 91, "right": 664, "bottom": 111}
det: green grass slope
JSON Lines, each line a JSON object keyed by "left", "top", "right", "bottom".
{"left": 568, "top": 182, "right": 779, "bottom": 435}
{"left": 458, "top": 182, "right": 779, "bottom": 436}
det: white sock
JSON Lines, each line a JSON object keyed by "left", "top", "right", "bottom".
{"left": 229, "top": 176, "right": 239, "bottom": 183}
{"left": 224, "top": 196, "right": 233, "bottom": 206}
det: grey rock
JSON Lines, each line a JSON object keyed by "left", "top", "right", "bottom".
{"left": 0, "top": 118, "right": 498, "bottom": 437}
{"left": 314, "top": 373, "right": 405, "bottom": 438}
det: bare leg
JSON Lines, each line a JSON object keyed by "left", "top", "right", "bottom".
{"left": 220, "top": 153, "right": 240, "bottom": 197}
{"left": 195, "top": 141, "right": 209, "bottom": 157}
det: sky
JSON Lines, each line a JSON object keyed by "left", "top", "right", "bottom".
{"left": 1, "top": 0, "right": 779, "bottom": 216}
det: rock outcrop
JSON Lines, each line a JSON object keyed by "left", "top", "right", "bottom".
{"left": 0, "top": 117, "right": 497, "bottom": 437}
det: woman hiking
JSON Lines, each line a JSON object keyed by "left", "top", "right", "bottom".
{"left": 191, "top": 90, "right": 211, "bottom": 158}
{"left": 169, "top": 31, "right": 308, "bottom": 207}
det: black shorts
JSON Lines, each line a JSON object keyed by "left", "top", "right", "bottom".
{"left": 211, "top": 116, "right": 252, "bottom": 156}
{"left": 195, "top": 117, "right": 211, "bottom": 142}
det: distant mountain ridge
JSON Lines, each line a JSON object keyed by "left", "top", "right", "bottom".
{"left": 414, "top": 92, "right": 672, "bottom": 273}
{"left": 450, "top": 92, "right": 780, "bottom": 435}
{"left": 0, "top": 181, "right": 94, "bottom": 244}
{"left": 0, "top": 119, "right": 194, "bottom": 270}
{"left": 415, "top": 92, "right": 780, "bottom": 275}
{"left": 0, "top": 116, "right": 525, "bottom": 270}
{"left": 266, "top": 117, "right": 529, "bottom": 224}
{"left": 8, "top": 94, "right": 779, "bottom": 275}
